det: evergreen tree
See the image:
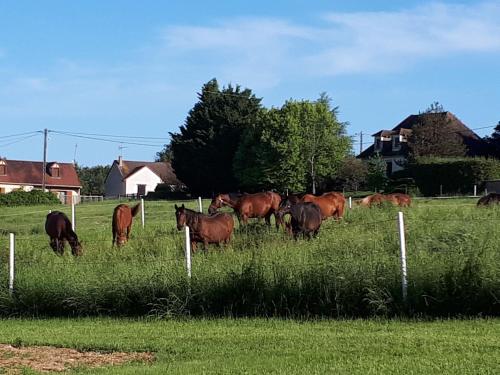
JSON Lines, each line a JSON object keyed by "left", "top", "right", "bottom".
{"left": 168, "top": 79, "right": 262, "bottom": 194}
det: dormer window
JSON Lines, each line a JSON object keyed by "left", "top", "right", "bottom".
{"left": 0, "top": 160, "right": 6, "bottom": 176}
{"left": 49, "top": 163, "right": 60, "bottom": 178}
{"left": 392, "top": 136, "right": 401, "bottom": 151}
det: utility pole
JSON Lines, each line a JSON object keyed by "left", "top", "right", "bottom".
{"left": 42, "top": 128, "right": 48, "bottom": 191}
{"left": 359, "top": 132, "right": 363, "bottom": 154}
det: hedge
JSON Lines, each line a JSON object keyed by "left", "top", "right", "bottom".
{"left": 408, "top": 157, "right": 500, "bottom": 196}
{"left": 0, "top": 190, "right": 62, "bottom": 206}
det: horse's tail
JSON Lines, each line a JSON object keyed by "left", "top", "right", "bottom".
{"left": 131, "top": 203, "right": 141, "bottom": 217}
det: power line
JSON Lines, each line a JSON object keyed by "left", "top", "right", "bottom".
{"left": 0, "top": 131, "right": 41, "bottom": 139}
{"left": 50, "top": 131, "right": 164, "bottom": 147}
{"left": 0, "top": 133, "right": 40, "bottom": 147}
{"left": 50, "top": 130, "right": 168, "bottom": 140}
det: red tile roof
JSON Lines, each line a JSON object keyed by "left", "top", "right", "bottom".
{"left": 0, "top": 159, "right": 81, "bottom": 188}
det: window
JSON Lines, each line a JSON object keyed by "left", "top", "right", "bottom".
{"left": 374, "top": 138, "right": 382, "bottom": 151}
{"left": 392, "top": 136, "right": 401, "bottom": 151}
{"left": 51, "top": 167, "right": 60, "bottom": 178}
{"left": 137, "top": 184, "right": 146, "bottom": 197}
{"left": 0, "top": 164, "right": 5, "bottom": 176}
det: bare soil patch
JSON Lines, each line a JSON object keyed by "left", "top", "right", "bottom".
{"left": 0, "top": 343, "right": 154, "bottom": 374}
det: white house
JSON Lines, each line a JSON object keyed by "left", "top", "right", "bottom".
{"left": 104, "top": 157, "right": 181, "bottom": 197}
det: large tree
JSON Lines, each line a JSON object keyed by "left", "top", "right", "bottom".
{"left": 234, "top": 96, "right": 352, "bottom": 193}
{"left": 76, "top": 164, "right": 110, "bottom": 196}
{"left": 167, "top": 79, "right": 262, "bottom": 194}
{"left": 407, "top": 102, "right": 466, "bottom": 158}
{"left": 484, "top": 121, "right": 500, "bottom": 158}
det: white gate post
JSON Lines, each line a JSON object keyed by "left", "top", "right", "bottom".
{"left": 397, "top": 212, "right": 408, "bottom": 301}
{"left": 71, "top": 197, "right": 75, "bottom": 231}
{"left": 141, "top": 198, "right": 145, "bottom": 228}
{"left": 198, "top": 197, "right": 203, "bottom": 213}
{"left": 348, "top": 196, "right": 352, "bottom": 209}
{"left": 184, "top": 226, "right": 192, "bottom": 278}
{"left": 9, "top": 233, "right": 15, "bottom": 295}
{"left": 473, "top": 185, "right": 477, "bottom": 197}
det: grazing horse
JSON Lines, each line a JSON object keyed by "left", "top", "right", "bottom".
{"left": 358, "top": 193, "right": 411, "bottom": 207}
{"left": 209, "top": 191, "right": 282, "bottom": 228}
{"left": 208, "top": 192, "right": 243, "bottom": 214}
{"left": 175, "top": 204, "right": 234, "bottom": 252}
{"left": 477, "top": 193, "right": 500, "bottom": 206}
{"left": 301, "top": 192, "right": 345, "bottom": 220}
{"left": 112, "top": 203, "right": 141, "bottom": 246}
{"left": 276, "top": 198, "right": 322, "bottom": 239}
{"left": 45, "top": 211, "right": 82, "bottom": 256}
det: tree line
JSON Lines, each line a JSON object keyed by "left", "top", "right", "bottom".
{"left": 159, "top": 79, "right": 353, "bottom": 195}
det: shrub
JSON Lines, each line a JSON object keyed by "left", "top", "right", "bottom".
{"left": 409, "top": 157, "right": 500, "bottom": 196}
{"left": 0, "top": 190, "right": 61, "bottom": 206}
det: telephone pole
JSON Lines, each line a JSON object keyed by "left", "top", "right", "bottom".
{"left": 42, "top": 128, "right": 48, "bottom": 191}
{"left": 359, "top": 132, "right": 363, "bottom": 154}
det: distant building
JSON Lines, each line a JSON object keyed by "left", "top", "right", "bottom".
{"left": 104, "top": 157, "right": 182, "bottom": 197}
{"left": 0, "top": 158, "right": 81, "bottom": 203}
{"left": 357, "top": 111, "right": 486, "bottom": 175}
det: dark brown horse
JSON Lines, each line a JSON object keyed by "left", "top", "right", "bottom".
{"left": 276, "top": 198, "right": 322, "bottom": 239}
{"left": 45, "top": 211, "right": 82, "bottom": 256}
{"left": 209, "top": 191, "right": 282, "bottom": 228}
{"left": 301, "top": 192, "right": 345, "bottom": 220}
{"left": 112, "top": 203, "right": 141, "bottom": 246}
{"left": 477, "top": 193, "right": 500, "bottom": 206}
{"left": 175, "top": 204, "right": 234, "bottom": 252}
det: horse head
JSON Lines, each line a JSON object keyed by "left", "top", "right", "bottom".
{"left": 175, "top": 204, "right": 187, "bottom": 230}
{"left": 68, "top": 236, "right": 83, "bottom": 256}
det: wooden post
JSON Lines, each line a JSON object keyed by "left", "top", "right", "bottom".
{"left": 9, "top": 233, "right": 15, "bottom": 295}
{"left": 397, "top": 212, "right": 408, "bottom": 301}
{"left": 198, "top": 197, "right": 203, "bottom": 213}
{"left": 473, "top": 185, "right": 477, "bottom": 197}
{"left": 185, "top": 226, "right": 192, "bottom": 278}
{"left": 348, "top": 196, "right": 352, "bottom": 209}
{"left": 439, "top": 185, "right": 443, "bottom": 197}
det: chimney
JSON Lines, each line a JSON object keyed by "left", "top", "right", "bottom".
{"left": 118, "top": 155, "right": 123, "bottom": 167}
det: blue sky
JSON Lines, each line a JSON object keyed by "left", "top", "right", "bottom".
{"left": 1, "top": 1, "right": 499, "bottom": 166}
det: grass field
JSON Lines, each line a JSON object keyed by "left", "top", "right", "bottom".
{"left": 1, "top": 317, "right": 499, "bottom": 374}
{"left": 0, "top": 197, "right": 499, "bottom": 317}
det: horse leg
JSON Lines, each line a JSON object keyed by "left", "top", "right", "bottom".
{"left": 203, "top": 240, "right": 209, "bottom": 252}
{"left": 126, "top": 224, "right": 132, "bottom": 241}
{"left": 265, "top": 212, "right": 272, "bottom": 227}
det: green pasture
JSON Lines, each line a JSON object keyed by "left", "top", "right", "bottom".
{"left": 0, "top": 196, "right": 499, "bottom": 317}
{"left": 0, "top": 317, "right": 499, "bottom": 374}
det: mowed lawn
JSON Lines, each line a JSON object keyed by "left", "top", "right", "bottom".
{"left": 1, "top": 318, "right": 499, "bottom": 374}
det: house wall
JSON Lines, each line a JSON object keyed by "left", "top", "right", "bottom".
{"left": 104, "top": 164, "right": 125, "bottom": 197}
{"left": 0, "top": 184, "right": 34, "bottom": 193}
{"left": 125, "top": 167, "right": 162, "bottom": 196}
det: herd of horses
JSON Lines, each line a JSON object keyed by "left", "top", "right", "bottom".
{"left": 43, "top": 191, "right": 500, "bottom": 256}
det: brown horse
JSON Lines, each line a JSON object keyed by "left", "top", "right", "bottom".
{"left": 357, "top": 193, "right": 411, "bottom": 207}
{"left": 175, "top": 204, "right": 234, "bottom": 252}
{"left": 45, "top": 211, "right": 82, "bottom": 256}
{"left": 112, "top": 203, "right": 141, "bottom": 246}
{"left": 301, "top": 192, "right": 345, "bottom": 220}
{"left": 208, "top": 192, "right": 243, "bottom": 214}
{"left": 209, "top": 191, "right": 282, "bottom": 228}
{"left": 477, "top": 193, "right": 500, "bottom": 206}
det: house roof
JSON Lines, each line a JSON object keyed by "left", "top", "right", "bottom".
{"left": 0, "top": 159, "right": 81, "bottom": 188}
{"left": 358, "top": 111, "right": 486, "bottom": 159}
{"left": 114, "top": 160, "right": 181, "bottom": 185}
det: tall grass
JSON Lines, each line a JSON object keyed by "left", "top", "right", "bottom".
{"left": 0, "top": 198, "right": 499, "bottom": 317}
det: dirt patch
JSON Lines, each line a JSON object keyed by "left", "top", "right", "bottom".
{"left": 0, "top": 343, "right": 154, "bottom": 374}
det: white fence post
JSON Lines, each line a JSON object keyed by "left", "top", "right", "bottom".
{"left": 348, "top": 196, "right": 352, "bottom": 209}
{"left": 185, "top": 226, "right": 192, "bottom": 278}
{"left": 9, "top": 233, "right": 15, "bottom": 295}
{"left": 141, "top": 198, "right": 145, "bottom": 229}
{"left": 71, "top": 197, "right": 75, "bottom": 231}
{"left": 397, "top": 212, "right": 408, "bottom": 301}
{"left": 473, "top": 185, "right": 477, "bottom": 197}
{"left": 198, "top": 197, "right": 203, "bottom": 213}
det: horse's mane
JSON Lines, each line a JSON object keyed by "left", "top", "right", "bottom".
{"left": 131, "top": 203, "right": 141, "bottom": 217}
